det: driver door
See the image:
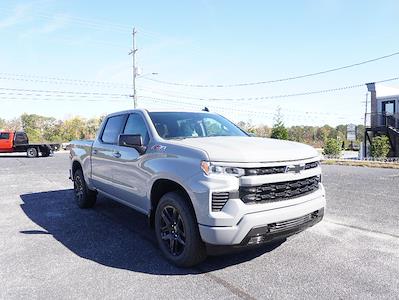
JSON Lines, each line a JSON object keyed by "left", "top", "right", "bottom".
{"left": 112, "top": 113, "right": 151, "bottom": 213}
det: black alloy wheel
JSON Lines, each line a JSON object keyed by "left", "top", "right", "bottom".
{"left": 155, "top": 192, "right": 207, "bottom": 267}
{"left": 160, "top": 205, "right": 186, "bottom": 256}
{"left": 73, "top": 169, "right": 96, "bottom": 208}
{"left": 74, "top": 173, "right": 85, "bottom": 205}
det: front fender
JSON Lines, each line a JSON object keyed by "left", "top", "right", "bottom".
{"left": 145, "top": 155, "right": 205, "bottom": 220}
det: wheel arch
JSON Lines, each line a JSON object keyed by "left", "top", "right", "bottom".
{"left": 149, "top": 178, "right": 197, "bottom": 228}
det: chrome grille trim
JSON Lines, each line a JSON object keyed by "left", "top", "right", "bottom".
{"left": 244, "top": 161, "right": 319, "bottom": 176}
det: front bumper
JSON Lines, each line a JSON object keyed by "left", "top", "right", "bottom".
{"left": 198, "top": 191, "right": 325, "bottom": 246}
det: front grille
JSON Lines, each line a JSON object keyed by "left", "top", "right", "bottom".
{"left": 244, "top": 161, "right": 319, "bottom": 176}
{"left": 305, "top": 161, "right": 319, "bottom": 170}
{"left": 239, "top": 175, "right": 320, "bottom": 204}
{"left": 212, "top": 192, "right": 229, "bottom": 211}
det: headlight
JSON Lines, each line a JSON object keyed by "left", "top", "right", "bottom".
{"left": 200, "top": 161, "right": 245, "bottom": 177}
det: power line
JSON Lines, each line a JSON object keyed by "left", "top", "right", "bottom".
{"left": 376, "top": 76, "right": 399, "bottom": 84}
{"left": 0, "top": 74, "right": 363, "bottom": 101}
{"left": 0, "top": 73, "right": 131, "bottom": 88}
{"left": 142, "top": 76, "right": 399, "bottom": 101}
{"left": 1, "top": 75, "right": 398, "bottom": 104}
{"left": 0, "top": 92, "right": 127, "bottom": 99}
{"left": 0, "top": 75, "right": 366, "bottom": 101}
{"left": 139, "top": 96, "right": 350, "bottom": 120}
{"left": 142, "top": 50, "right": 399, "bottom": 88}
{"left": 0, "top": 96, "right": 126, "bottom": 102}
{"left": 143, "top": 83, "right": 365, "bottom": 101}
{"left": 0, "top": 87, "right": 130, "bottom": 97}
{"left": 0, "top": 5, "right": 131, "bottom": 33}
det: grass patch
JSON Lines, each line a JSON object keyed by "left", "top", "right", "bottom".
{"left": 322, "top": 159, "right": 399, "bottom": 169}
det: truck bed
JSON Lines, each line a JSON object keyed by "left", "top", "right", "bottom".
{"left": 14, "top": 143, "right": 61, "bottom": 151}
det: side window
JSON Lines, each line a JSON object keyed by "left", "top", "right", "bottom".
{"left": 123, "top": 114, "right": 149, "bottom": 145}
{"left": 101, "top": 115, "right": 126, "bottom": 144}
{"left": 0, "top": 132, "right": 10, "bottom": 140}
{"left": 14, "top": 133, "right": 26, "bottom": 144}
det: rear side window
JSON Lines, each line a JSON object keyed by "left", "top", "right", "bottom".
{"left": 101, "top": 115, "right": 126, "bottom": 144}
{"left": 14, "top": 132, "right": 27, "bottom": 144}
{"left": 0, "top": 132, "right": 10, "bottom": 140}
{"left": 123, "top": 114, "right": 150, "bottom": 145}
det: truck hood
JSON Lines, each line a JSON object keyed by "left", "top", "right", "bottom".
{"left": 174, "top": 136, "right": 318, "bottom": 163}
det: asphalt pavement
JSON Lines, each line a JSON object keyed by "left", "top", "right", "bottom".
{"left": 0, "top": 152, "right": 398, "bottom": 299}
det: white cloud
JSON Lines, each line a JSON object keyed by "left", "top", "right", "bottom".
{"left": 0, "top": 4, "right": 32, "bottom": 29}
{"left": 0, "top": 2, "right": 69, "bottom": 37}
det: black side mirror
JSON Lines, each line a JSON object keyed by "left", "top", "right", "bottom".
{"left": 118, "top": 134, "right": 146, "bottom": 154}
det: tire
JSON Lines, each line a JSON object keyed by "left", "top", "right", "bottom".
{"left": 42, "top": 148, "right": 51, "bottom": 157}
{"left": 27, "top": 147, "right": 38, "bottom": 158}
{"left": 73, "top": 169, "right": 97, "bottom": 208}
{"left": 155, "top": 192, "right": 207, "bottom": 267}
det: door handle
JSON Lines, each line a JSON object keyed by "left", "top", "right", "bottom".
{"left": 113, "top": 151, "right": 121, "bottom": 158}
{"left": 92, "top": 149, "right": 98, "bottom": 155}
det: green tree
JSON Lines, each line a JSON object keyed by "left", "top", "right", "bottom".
{"left": 356, "top": 124, "right": 365, "bottom": 143}
{"left": 84, "top": 117, "right": 102, "bottom": 139}
{"left": 20, "top": 113, "right": 53, "bottom": 142}
{"left": 370, "top": 135, "right": 391, "bottom": 158}
{"left": 323, "top": 138, "right": 341, "bottom": 156}
{"left": 0, "top": 118, "right": 6, "bottom": 129}
{"left": 61, "top": 117, "right": 86, "bottom": 141}
{"left": 317, "top": 125, "right": 334, "bottom": 142}
{"left": 42, "top": 118, "right": 62, "bottom": 142}
{"left": 271, "top": 109, "right": 288, "bottom": 140}
{"left": 335, "top": 124, "right": 347, "bottom": 141}
{"left": 288, "top": 126, "right": 305, "bottom": 143}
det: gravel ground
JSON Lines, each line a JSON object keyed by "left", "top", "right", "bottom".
{"left": 0, "top": 152, "right": 398, "bottom": 299}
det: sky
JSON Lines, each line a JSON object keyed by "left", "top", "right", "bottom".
{"left": 1, "top": 0, "right": 399, "bottom": 126}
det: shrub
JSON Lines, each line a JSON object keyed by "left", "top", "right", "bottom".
{"left": 271, "top": 109, "right": 288, "bottom": 140}
{"left": 370, "top": 136, "right": 391, "bottom": 158}
{"left": 323, "top": 138, "right": 341, "bottom": 156}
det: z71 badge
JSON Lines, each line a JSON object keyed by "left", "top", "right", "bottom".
{"left": 151, "top": 144, "right": 167, "bottom": 151}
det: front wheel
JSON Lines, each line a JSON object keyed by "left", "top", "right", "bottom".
{"left": 155, "top": 192, "right": 207, "bottom": 267}
{"left": 73, "top": 169, "right": 97, "bottom": 208}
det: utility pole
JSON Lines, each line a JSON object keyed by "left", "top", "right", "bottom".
{"left": 363, "top": 92, "right": 369, "bottom": 158}
{"left": 129, "top": 27, "right": 138, "bottom": 108}
{"left": 364, "top": 92, "right": 368, "bottom": 128}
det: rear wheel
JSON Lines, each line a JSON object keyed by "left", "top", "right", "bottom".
{"left": 27, "top": 147, "right": 38, "bottom": 158}
{"left": 73, "top": 169, "right": 96, "bottom": 208}
{"left": 155, "top": 192, "right": 207, "bottom": 267}
{"left": 41, "top": 147, "right": 52, "bottom": 157}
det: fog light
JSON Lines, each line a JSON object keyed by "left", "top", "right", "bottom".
{"left": 248, "top": 235, "right": 264, "bottom": 245}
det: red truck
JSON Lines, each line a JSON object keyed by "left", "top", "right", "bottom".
{"left": 0, "top": 131, "right": 60, "bottom": 158}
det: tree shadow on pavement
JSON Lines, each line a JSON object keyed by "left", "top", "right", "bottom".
{"left": 0, "top": 155, "right": 29, "bottom": 158}
{"left": 20, "top": 189, "right": 284, "bottom": 275}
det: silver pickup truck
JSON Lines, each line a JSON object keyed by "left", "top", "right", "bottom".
{"left": 70, "top": 109, "right": 325, "bottom": 267}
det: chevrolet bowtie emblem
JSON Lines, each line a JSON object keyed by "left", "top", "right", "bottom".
{"left": 285, "top": 164, "right": 305, "bottom": 173}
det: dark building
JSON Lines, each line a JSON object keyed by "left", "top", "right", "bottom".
{"left": 365, "top": 83, "right": 399, "bottom": 157}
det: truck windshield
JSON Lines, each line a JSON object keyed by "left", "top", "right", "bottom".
{"left": 148, "top": 112, "right": 248, "bottom": 139}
